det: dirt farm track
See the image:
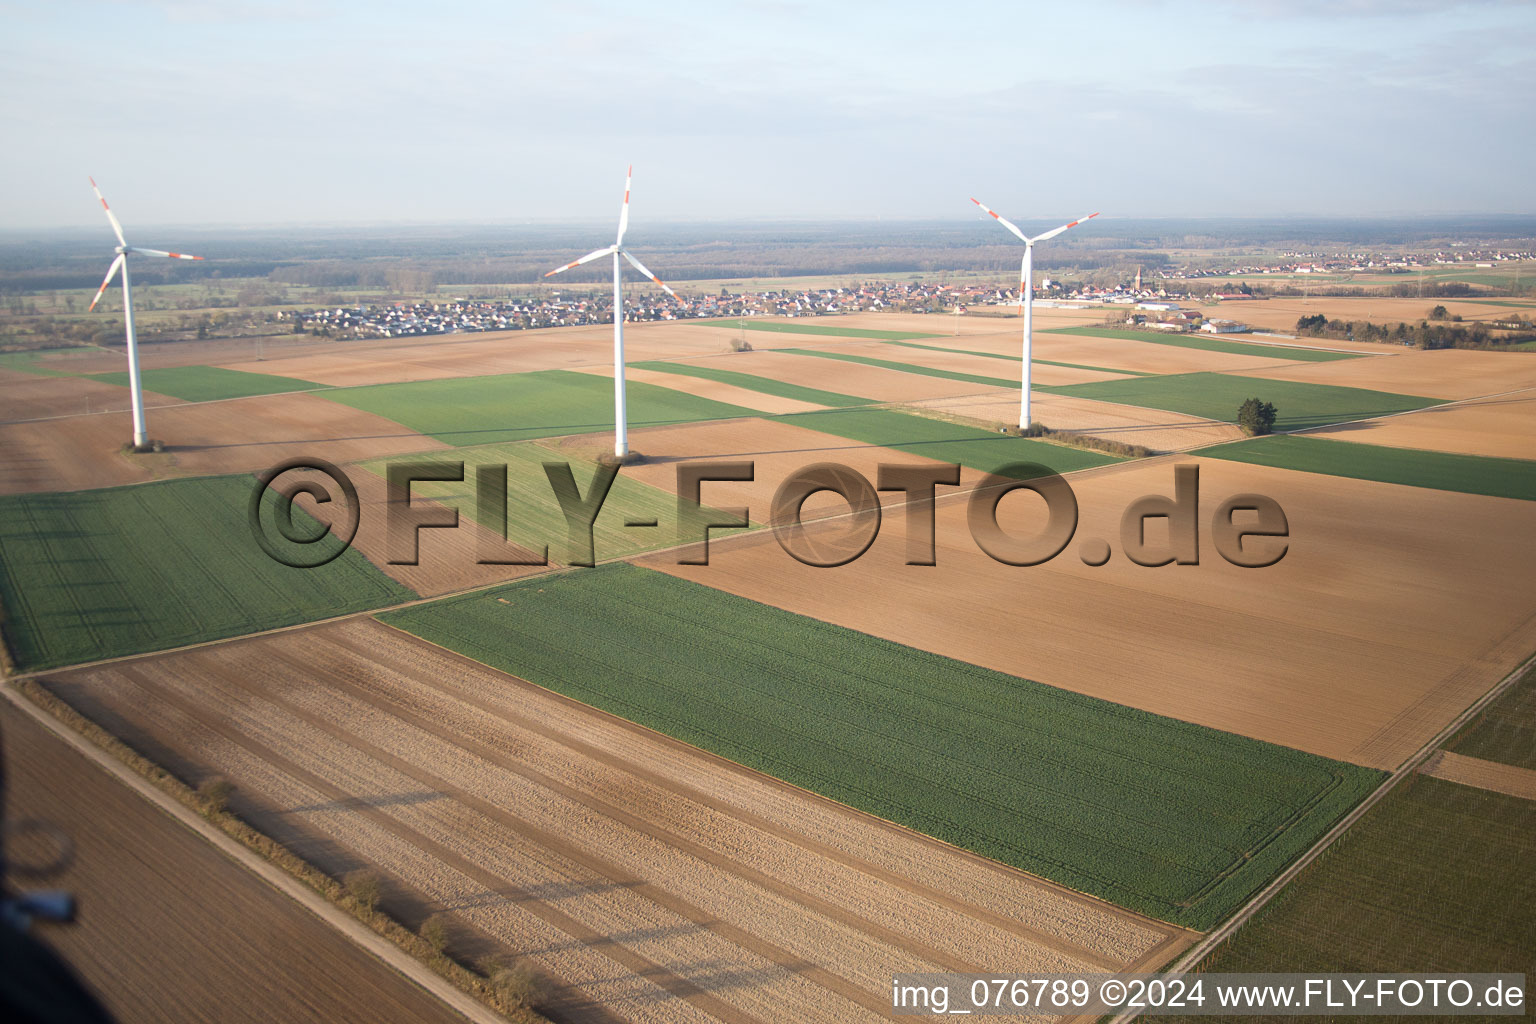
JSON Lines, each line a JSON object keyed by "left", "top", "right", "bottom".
{"left": 43, "top": 619, "right": 1194, "bottom": 1024}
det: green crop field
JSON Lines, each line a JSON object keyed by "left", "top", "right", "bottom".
{"left": 782, "top": 347, "right": 1022, "bottom": 389}
{"left": 381, "top": 563, "right": 1383, "bottom": 930}
{"left": 0, "top": 475, "right": 414, "bottom": 671}
{"left": 358, "top": 439, "right": 739, "bottom": 564}
{"left": 1197, "top": 435, "right": 1536, "bottom": 501}
{"left": 778, "top": 407, "right": 1122, "bottom": 476}
{"left": 880, "top": 340, "right": 1155, "bottom": 376}
{"left": 1056, "top": 372, "right": 1442, "bottom": 431}
{"left": 89, "top": 365, "right": 326, "bottom": 402}
{"left": 689, "top": 318, "right": 942, "bottom": 341}
{"left": 323, "top": 368, "right": 757, "bottom": 446}
{"left": 1045, "top": 326, "right": 1361, "bottom": 362}
{"left": 0, "top": 347, "right": 103, "bottom": 377}
{"left": 630, "top": 359, "right": 872, "bottom": 407}
{"left": 1163, "top": 776, "right": 1534, "bottom": 1000}
{"left": 1446, "top": 666, "right": 1536, "bottom": 771}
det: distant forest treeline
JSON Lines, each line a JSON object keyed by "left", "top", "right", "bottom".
{"left": 3, "top": 217, "right": 1533, "bottom": 294}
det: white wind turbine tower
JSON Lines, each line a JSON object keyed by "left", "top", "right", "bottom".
{"left": 545, "top": 167, "right": 677, "bottom": 460}
{"left": 971, "top": 198, "right": 1097, "bottom": 429}
{"left": 87, "top": 177, "right": 203, "bottom": 449}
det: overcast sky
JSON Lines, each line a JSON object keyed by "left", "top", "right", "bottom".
{"left": 3, "top": 0, "right": 1532, "bottom": 230}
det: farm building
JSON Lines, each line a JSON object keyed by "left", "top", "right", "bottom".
{"left": 1201, "top": 318, "right": 1249, "bottom": 334}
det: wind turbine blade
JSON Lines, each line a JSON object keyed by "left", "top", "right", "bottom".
{"left": 619, "top": 249, "right": 677, "bottom": 298}
{"left": 1029, "top": 211, "right": 1099, "bottom": 244}
{"left": 129, "top": 246, "right": 203, "bottom": 260}
{"left": 1019, "top": 254, "right": 1028, "bottom": 310}
{"left": 616, "top": 165, "right": 632, "bottom": 245}
{"left": 88, "top": 254, "right": 126, "bottom": 311}
{"left": 544, "top": 245, "right": 617, "bottom": 277}
{"left": 971, "top": 197, "right": 1028, "bottom": 244}
{"left": 89, "top": 176, "right": 128, "bottom": 247}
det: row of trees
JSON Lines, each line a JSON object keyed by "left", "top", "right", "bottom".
{"left": 1296, "top": 313, "right": 1536, "bottom": 350}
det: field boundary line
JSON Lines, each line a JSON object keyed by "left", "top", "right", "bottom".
{"left": 1105, "top": 646, "right": 1536, "bottom": 1024}
{"left": 0, "top": 681, "right": 503, "bottom": 1024}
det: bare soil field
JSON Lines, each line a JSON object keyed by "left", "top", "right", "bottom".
{"left": 1033, "top": 333, "right": 1310, "bottom": 375}
{"left": 643, "top": 455, "right": 1536, "bottom": 771}
{"left": 824, "top": 340, "right": 1130, "bottom": 386}
{"left": 1, "top": 369, "right": 182, "bottom": 423}
{"left": 1420, "top": 750, "right": 1536, "bottom": 801}
{"left": 0, "top": 393, "right": 445, "bottom": 495}
{"left": 1302, "top": 392, "right": 1536, "bottom": 460}
{"left": 905, "top": 392, "right": 1247, "bottom": 451}
{"left": 662, "top": 351, "right": 1017, "bottom": 404}
{"left": 0, "top": 699, "right": 470, "bottom": 1024}
{"left": 1233, "top": 347, "right": 1536, "bottom": 401}
{"left": 41, "top": 620, "right": 1193, "bottom": 1024}
{"left": 570, "top": 364, "right": 828, "bottom": 415}
{"left": 553, "top": 416, "right": 988, "bottom": 527}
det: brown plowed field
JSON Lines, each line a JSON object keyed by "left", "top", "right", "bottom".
{"left": 570, "top": 364, "right": 828, "bottom": 415}
{"left": 1420, "top": 751, "right": 1536, "bottom": 801}
{"left": 1302, "top": 392, "right": 1536, "bottom": 459}
{"left": 825, "top": 340, "right": 1130, "bottom": 386}
{"left": 642, "top": 456, "right": 1536, "bottom": 770}
{"left": 663, "top": 351, "right": 1016, "bottom": 404}
{"left": 1033, "top": 333, "right": 1303, "bottom": 375}
{"left": 0, "top": 369, "right": 182, "bottom": 423}
{"left": 1231, "top": 347, "right": 1536, "bottom": 400}
{"left": 0, "top": 699, "right": 471, "bottom": 1024}
{"left": 904, "top": 392, "right": 1246, "bottom": 451}
{"left": 553, "top": 416, "right": 987, "bottom": 527}
{"left": 40, "top": 620, "right": 1193, "bottom": 1024}
{"left": 0, "top": 393, "right": 444, "bottom": 495}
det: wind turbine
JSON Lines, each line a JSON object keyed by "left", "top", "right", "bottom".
{"left": 87, "top": 177, "right": 203, "bottom": 450}
{"left": 971, "top": 198, "right": 1097, "bottom": 429}
{"left": 545, "top": 167, "right": 677, "bottom": 460}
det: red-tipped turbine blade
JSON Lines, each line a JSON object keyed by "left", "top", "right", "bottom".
{"left": 89, "top": 176, "right": 127, "bottom": 247}
{"left": 1030, "top": 211, "right": 1099, "bottom": 244}
{"left": 544, "top": 245, "right": 617, "bottom": 278}
{"left": 970, "top": 196, "right": 1029, "bottom": 243}
{"left": 89, "top": 254, "right": 126, "bottom": 311}
{"left": 616, "top": 165, "right": 632, "bottom": 245}
{"left": 619, "top": 249, "right": 677, "bottom": 298}
{"left": 129, "top": 246, "right": 202, "bottom": 260}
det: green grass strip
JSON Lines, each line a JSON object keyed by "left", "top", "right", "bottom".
{"left": 778, "top": 407, "right": 1120, "bottom": 476}
{"left": 323, "top": 369, "right": 758, "bottom": 447}
{"left": 630, "top": 359, "right": 872, "bottom": 407}
{"left": 882, "top": 339, "right": 1156, "bottom": 376}
{"left": 1044, "top": 326, "right": 1361, "bottom": 362}
{"left": 1196, "top": 434, "right": 1536, "bottom": 501}
{"left": 688, "top": 318, "right": 943, "bottom": 341}
{"left": 0, "top": 475, "right": 416, "bottom": 671}
{"left": 381, "top": 562, "right": 1384, "bottom": 930}
{"left": 1056, "top": 372, "right": 1442, "bottom": 431}
{"left": 781, "top": 347, "right": 1025, "bottom": 390}
{"left": 89, "top": 365, "right": 325, "bottom": 402}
